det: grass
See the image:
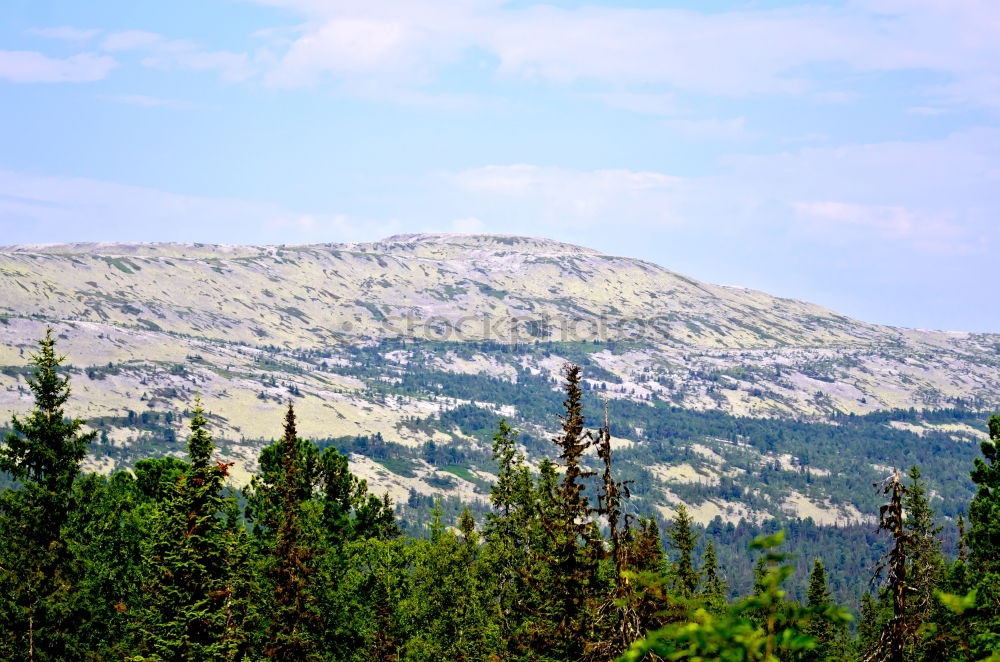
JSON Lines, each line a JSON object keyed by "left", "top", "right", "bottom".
{"left": 440, "top": 464, "right": 476, "bottom": 482}
{"left": 376, "top": 457, "right": 417, "bottom": 477}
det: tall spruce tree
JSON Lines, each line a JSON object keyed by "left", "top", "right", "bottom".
{"left": 901, "top": 465, "right": 944, "bottom": 660}
{"left": 527, "top": 364, "right": 604, "bottom": 660}
{"left": 699, "top": 540, "right": 729, "bottom": 614}
{"left": 0, "top": 328, "right": 95, "bottom": 661}
{"left": 264, "top": 404, "right": 322, "bottom": 661}
{"left": 134, "top": 398, "right": 235, "bottom": 662}
{"left": 481, "top": 418, "right": 535, "bottom": 658}
{"left": 803, "top": 559, "right": 847, "bottom": 662}
{"left": 966, "top": 414, "right": 1000, "bottom": 657}
{"left": 590, "top": 404, "right": 645, "bottom": 660}
{"left": 667, "top": 503, "right": 700, "bottom": 598}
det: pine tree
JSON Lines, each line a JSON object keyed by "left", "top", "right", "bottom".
{"left": 667, "top": 503, "right": 699, "bottom": 598}
{"left": 0, "top": 328, "right": 95, "bottom": 661}
{"left": 134, "top": 398, "right": 235, "bottom": 661}
{"left": 966, "top": 414, "right": 1000, "bottom": 657}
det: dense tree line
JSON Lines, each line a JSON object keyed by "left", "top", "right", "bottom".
{"left": 0, "top": 330, "right": 998, "bottom": 660}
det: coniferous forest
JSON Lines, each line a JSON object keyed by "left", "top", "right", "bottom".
{"left": 2, "top": 329, "right": 999, "bottom": 661}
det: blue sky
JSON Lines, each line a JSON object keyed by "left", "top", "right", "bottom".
{"left": 1, "top": 1, "right": 998, "bottom": 332}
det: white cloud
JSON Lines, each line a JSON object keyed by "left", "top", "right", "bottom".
{"left": 101, "top": 30, "right": 256, "bottom": 82}
{"left": 246, "top": 0, "right": 1000, "bottom": 110}
{"left": 26, "top": 26, "right": 101, "bottom": 41}
{"left": 0, "top": 50, "right": 115, "bottom": 83}
{"left": 100, "top": 30, "right": 163, "bottom": 52}
{"left": 791, "top": 201, "right": 964, "bottom": 253}
{"left": 450, "top": 164, "right": 686, "bottom": 228}
{"left": 440, "top": 128, "right": 999, "bottom": 255}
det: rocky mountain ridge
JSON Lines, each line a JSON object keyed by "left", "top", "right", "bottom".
{"left": 0, "top": 234, "right": 996, "bottom": 525}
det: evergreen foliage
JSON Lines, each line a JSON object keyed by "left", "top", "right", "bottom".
{"left": 0, "top": 328, "right": 95, "bottom": 661}
{"left": 1, "top": 332, "right": 999, "bottom": 662}
{"left": 901, "top": 465, "right": 945, "bottom": 661}
{"left": 700, "top": 540, "right": 729, "bottom": 614}
{"left": 131, "top": 398, "right": 243, "bottom": 661}
{"left": 622, "top": 532, "right": 851, "bottom": 662}
{"left": 263, "top": 404, "right": 323, "bottom": 661}
{"left": 802, "top": 559, "right": 848, "bottom": 661}
{"left": 966, "top": 414, "right": 1000, "bottom": 658}
{"left": 667, "top": 503, "right": 700, "bottom": 598}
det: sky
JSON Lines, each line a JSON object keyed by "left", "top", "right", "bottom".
{"left": 1, "top": 1, "right": 998, "bottom": 332}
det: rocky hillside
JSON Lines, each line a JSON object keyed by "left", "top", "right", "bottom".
{"left": 0, "top": 234, "right": 947, "bottom": 347}
{"left": 1, "top": 234, "right": 996, "bottom": 525}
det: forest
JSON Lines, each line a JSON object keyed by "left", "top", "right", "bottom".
{"left": 1, "top": 329, "right": 998, "bottom": 661}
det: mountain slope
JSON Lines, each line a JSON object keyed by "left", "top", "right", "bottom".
{"left": 0, "top": 234, "right": 996, "bottom": 525}
{"left": 0, "top": 233, "right": 914, "bottom": 348}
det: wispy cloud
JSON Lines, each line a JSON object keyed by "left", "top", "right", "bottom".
{"left": 441, "top": 128, "right": 999, "bottom": 256}
{"left": 100, "top": 30, "right": 257, "bottom": 82}
{"left": 0, "top": 50, "right": 115, "bottom": 83}
{"left": 26, "top": 26, "right": 101, "bottom": 41}
{"left": 450, "top": 164, "right": 686, "bottom": 228}
{"left": 0, "top": 169, "right": 391, "bottom": 244}
{"left": 661, "top": 117, "right": 748, "bottom": 141}
{"left": 791, "top": 201, "right": 965, "bottom": 254}
{"left": 585, "top": 92, "right": 685, "bottom": 116}
{"left": 248, "top": 0, "right": 1000, "bottom": 110}
{"left": 105, "top": 94, "right": 205, "bottom": 109}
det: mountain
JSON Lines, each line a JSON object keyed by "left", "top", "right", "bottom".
{"left": 1, "top": 233, "right": 996, "bottom": 527}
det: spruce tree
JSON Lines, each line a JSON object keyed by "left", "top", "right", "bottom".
{"left": 803, "top": 559, "right": 846, "bottom": 662}
{"left": 632, "top": 517, "right": 666, "bottom": 576}
{"left": 481, "top": 418, "right": 535, "bottom": 658}
{"left": 135, "top": 398, "right": 234, "bottom": 662}
{"left": 667, "top": 503, "right": 699, "bottom": 598}
{"left": 527, "top": 364, "right": 603, "bottom": 660}
{"left": 622, "top": 532, "right": 850, "bottom": 662}
{"left": 264, "top": 404, "right": 322, "bottom": 661}
{"left": 0, "top": 328, "right": 95, "bottom": 661}
{"left": 402, "top": 507, "right": 496, "bottom": 661}
{"left": 65, "top": 471, "right": 149, "bottom": 659}
{"left": 966, "top": 414, "right": 1000, "bottom": 657}
{"left": 857, "top": 593, "right": 887, "bottom": 661}
{"left": 699, "top": 540, "right": 729, "bottom": 614}
{"left": 623, "top": 516, "right": 681, "bottom": 641}
{"left": 590, "top": 405, "right": 647, "bottom": 660}
{"left": 901, "top": 465, "right": 944, "bottom": 660}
